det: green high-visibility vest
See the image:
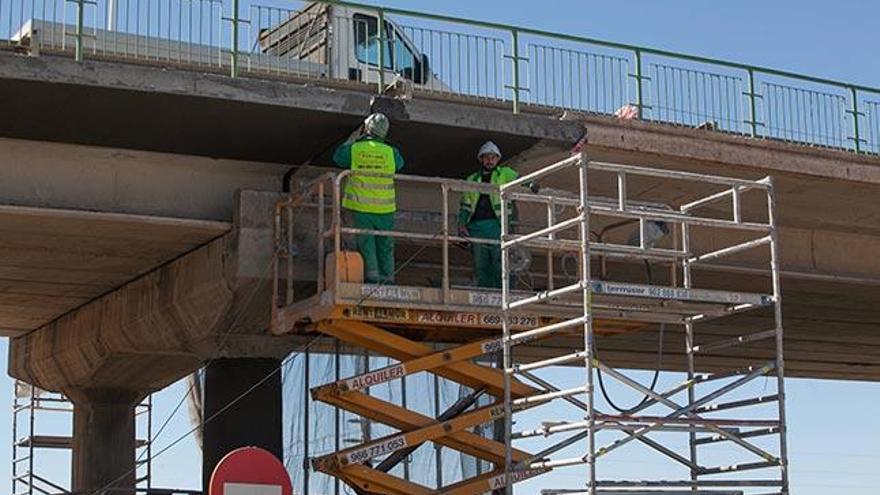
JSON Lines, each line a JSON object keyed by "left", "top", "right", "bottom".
{"left": 460, "top": 166, "right": 519, "bottom": 223}
{"left": 342, "top": 140, "right": 397, "bottom": 214}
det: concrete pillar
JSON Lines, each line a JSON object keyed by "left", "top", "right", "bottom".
{"left": 202, "top": 357, "right": 283, "bottom": 491}
{"left": 69, "top": 389, "right": 140, "bottom": 494}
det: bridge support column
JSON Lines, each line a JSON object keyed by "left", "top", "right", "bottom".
{"left": 202, "top": 357, "right": 283, "bottom": 491}
{"left": 69, "top": 389, "right": 141, "bottom": 493}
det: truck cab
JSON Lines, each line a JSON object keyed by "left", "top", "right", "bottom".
{"left": 258, "top": 2, "right": 442, "bottom": 90}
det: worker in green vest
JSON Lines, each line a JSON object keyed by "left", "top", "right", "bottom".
{"left": 333, "top": 113, "right": 405, "bottom": 284}
{"left": 458, "top": 141, "right": 518, "bottom": 288}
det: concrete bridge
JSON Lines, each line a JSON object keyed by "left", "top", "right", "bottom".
{"left": 2, "top": 34, "right": 879, "bottom": 493}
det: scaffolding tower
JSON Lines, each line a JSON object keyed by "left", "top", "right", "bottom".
{"left": 12, "top": 381, "right": 154, "bottom": 495}
{"left": 499, "top": 153, "right": 788, "bottom": 495}
{"left": 271, "top": 154, "right": 788, "bottom": 494}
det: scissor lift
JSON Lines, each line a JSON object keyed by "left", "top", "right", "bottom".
{"left": 271, "top": 156, "right": 788, "bottom": 495}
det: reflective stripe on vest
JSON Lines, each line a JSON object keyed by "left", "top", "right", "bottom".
{"left": 460, "top": 166, "right": 518, "bottom": 222}
{"left": 342, "top": 140, "right": 397, "bottom": 214}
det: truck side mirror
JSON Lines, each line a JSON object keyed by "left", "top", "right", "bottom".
{"left": 411, "top": 53, "right": 429, "bottom": 85}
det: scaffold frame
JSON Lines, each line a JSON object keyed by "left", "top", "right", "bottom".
{"left": 11, "top": 382, "right": 154, "bottom": 495}
{"left": 499, "top": 153, "right": 788, "bottom": 495}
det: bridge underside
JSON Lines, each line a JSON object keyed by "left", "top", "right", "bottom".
{"left": 0, "top": 204, "right": 229, "bottom": 334}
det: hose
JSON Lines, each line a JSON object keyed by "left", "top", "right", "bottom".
{"left": 591, "top": 227, "right": 667, "bottom": 414}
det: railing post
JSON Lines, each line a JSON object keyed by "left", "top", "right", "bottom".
{"left": 377, "top": 8, "right": 386, "bottom": 93}
{"left": 745, "top": 68, "right": 759, "bottom": 137}
{"left": 230, "top": 0, "right": 239, "bottom": 77}
{"left": 333, "top": 175, "right": 343, "bottom": 293}
{"left": 317, "top": 182, "right": 326, "bottom": 295}
{"left": 441, "top": 184, "right": 450, "bottom": 303}
{"left": 849, "top": 86, "right": 863, "bottom": 154}
{"left": 74, "top": 0, "right": 85, "bottom": 62}
{"left": 509, "top": 29, "right": 521, "bottom": 114}
{"left": 633, "top": 49, "right": 644, "bottom": 119}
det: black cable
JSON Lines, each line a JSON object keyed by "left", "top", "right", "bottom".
{"left": 283, "top": 123, "right": 365, "bottom": 192}
{"left": 596, "top": 323, "right": 665, "bottom": 414}
{"left": 591, "top": 228, "right": 666, "bottom": 414}
{"left": 134, "top": 380, "right": 194, "bottom": 465}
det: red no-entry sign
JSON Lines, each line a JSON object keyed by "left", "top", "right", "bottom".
{"left": 209, "top": 447, "right": 293, "bottom": 495}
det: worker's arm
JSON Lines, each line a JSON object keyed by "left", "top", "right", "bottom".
{"left": 508, "top": 168, "right": 520, "bottom": 231}
{"left": 392, "top": 147, "right": 405, "bottom": 172}
{"left": 332, "top": 143, "right": 353, "bottom": 169}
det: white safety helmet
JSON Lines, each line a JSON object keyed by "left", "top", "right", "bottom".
{"left": 477, "top": 140, "right": 502, "bottom": 160}
{"left": 364, "top": 112, "right": 390, "bottom": 139}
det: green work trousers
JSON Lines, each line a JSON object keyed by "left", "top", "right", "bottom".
{"left": 468, "top": 218, "right": 502, "bottom": 288}
{"left": 353, "top": 211, "right": 395, "bottom": 284}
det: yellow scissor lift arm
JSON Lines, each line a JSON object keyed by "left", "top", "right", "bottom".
{"left": 283, "top": 312, "right": 631, "bottom": 494}
{"left": 272, "top": 278, "right": 642, "bottom": 494}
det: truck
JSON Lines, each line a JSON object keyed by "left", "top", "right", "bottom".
{"left": 256, "top": 1, "right": 446, "bottom": 91}
{"left": 10, "top": 1, "right": 448, "bottom": 92}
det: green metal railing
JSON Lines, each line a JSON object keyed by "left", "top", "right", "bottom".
{"left": 398, "top": 23, "right": 505, "bottom": 99}
{"left": 866, "top": 101, "right": 880, "bottom": 154}
{"left": 527, "top": 43, "right": 628, "bottom": 115}
{"left": 651, "top": 63, "right": 743, "bottom": 132}
{"left": 762, "top": 82, "right": 848, "bottom": 148}
{"left": 2, "top": 0, "right": 879, "bottom": 156}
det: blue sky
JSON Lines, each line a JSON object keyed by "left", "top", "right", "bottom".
{"left": 2, "top": 0, "right": 880, "bottom": 494}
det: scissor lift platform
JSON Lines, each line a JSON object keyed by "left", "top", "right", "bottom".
{"left": 276, "top": 281, "right": 769, "bottom": 335}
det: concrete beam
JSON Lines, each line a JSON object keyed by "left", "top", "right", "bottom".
{"left": 6, "top": 190, "right": 297, "bottom": 393}
{"left": 576, "top": 113, "right": 880, "bottom": 185}
{"left": 0, "top": 52, "right": 372, "bottom": 164}
{"left": 508, "top": 135, "right": 880, "bottom": 238}
{"left": 0, "top": 203, "right": 230, "bottom": 335}
{"left": 8, "top": 236, "right": 232, "bottom": 391}
{"left": 0, "top": 51, "right": 372, "bottom": 116}
{"left": 0, "top": 137, "right": 287, "bottom": 220}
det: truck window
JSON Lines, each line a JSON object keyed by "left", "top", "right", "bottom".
{"left": 352, "top": 14, "right": 418, "bottom": 74}
{"left": 353, "top": 14, "right": 392, "bottom": 69}
{"left": 389, "top": 28, "right": 416, "bottom": 73}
